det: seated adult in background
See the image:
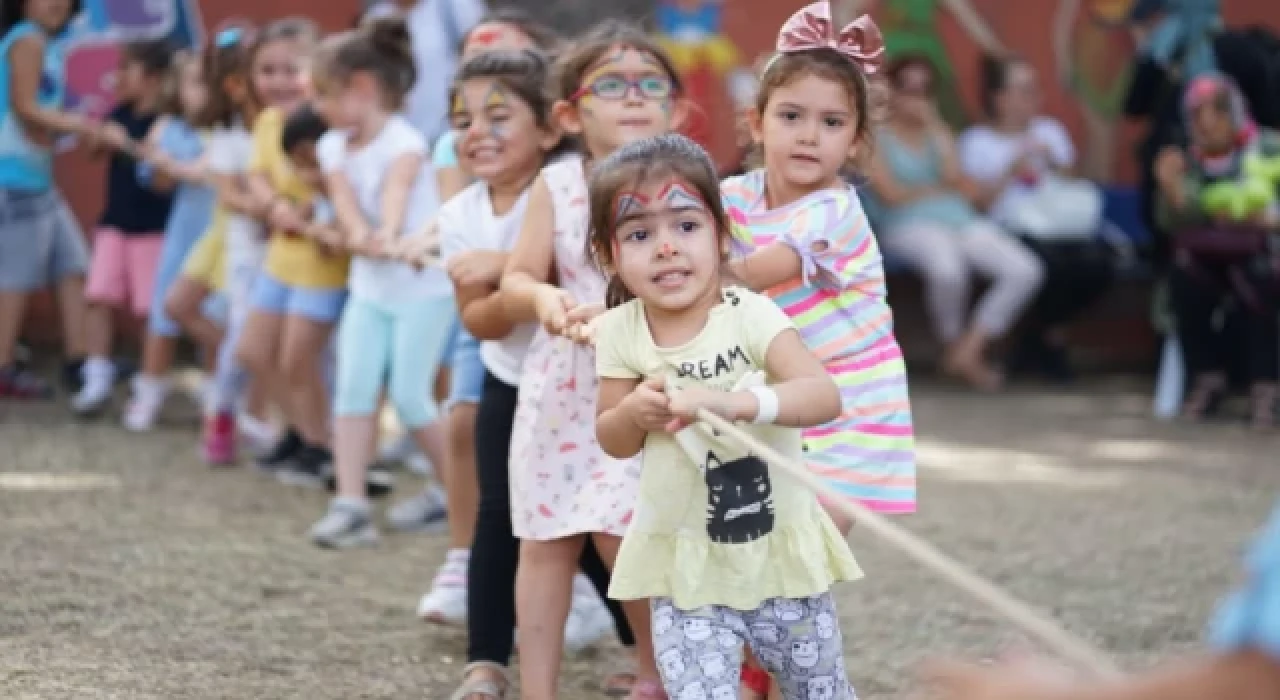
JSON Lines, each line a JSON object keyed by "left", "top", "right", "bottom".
{"left": 867, "top": 55, "right": 1044, "bottom": 391}
{"left": 959, "top": 54, "right": 1116, "bottom": 382}
{"left": 1154, "top": 73, "right": 1280, "bottom": 428}
{"left": 1123, "top": 0, "right": 1279, "bottom": 264}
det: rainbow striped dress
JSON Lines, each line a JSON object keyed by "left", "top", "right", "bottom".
{"left": 722, "top": 171, "right": 917, "bottom": 513}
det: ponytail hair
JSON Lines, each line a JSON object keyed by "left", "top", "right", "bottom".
{"left": 324, "top": 16, "right": 417, "bottom": 108}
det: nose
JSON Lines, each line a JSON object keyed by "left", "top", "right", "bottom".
{"left": 656, "top": 236, "right": 679, "bottom": 259}
{"left": 799, "top": 117, "right": 819, "bottom": 144}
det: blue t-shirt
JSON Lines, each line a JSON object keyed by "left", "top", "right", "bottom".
{"left": 1210, "top": 501, "right": 1280, "bottom": 659}
{"left": 0, "top": 21, "right": 66, "bottom": 191}
{"left": 433, "top": 130, "right": 458, "bottom": 168}
{"left": 99, "top": 102, "right": 172, "bottom": 233}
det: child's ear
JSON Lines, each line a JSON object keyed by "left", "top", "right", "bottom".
{"left": 552, "top": 99, "right": 584, "bottom": 136}
{"left": 746, "top": 107, "right": 765, "bottom": 146}
{"left": 667, "top": 97, "right": 691, "bottom": 132}
{"left": 537, "top": 119, "right": 563, "bottom": 152}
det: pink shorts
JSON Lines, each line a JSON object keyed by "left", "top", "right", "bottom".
{"left": 85, "top": 228, "right": 164, "bottom": 316}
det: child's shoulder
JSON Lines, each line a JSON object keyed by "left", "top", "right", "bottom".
{"left": 597, "top": 298, "right": 646, "bottom": 336}
{"left": 719, "top": 168, "right": 765, "bottom": 204}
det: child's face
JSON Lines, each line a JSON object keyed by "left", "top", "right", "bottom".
{"left": 288, "top": 142, "right": 325, "bottom": 193}
{"left": 567, "top": 46, "right": 679, "bottom": 158}
{"left": 753, "top": 73, "right": 860, "bottom": 194}
{"left": 610, "top": 175, "right": 722, "bottom": 313}
{"left": 451, "top": 77, "right": 551, "bottom": 182}
{"left": 178, "top": 59, "right": 207, "bottom": 120}
{"left": 115, "top": 58, "right": 150, "bottom": 102}
{"left": 25, "top": 0, "right": 73, "bottom": 32}
{"left": 252, "top": 38, "right": 307, "bottom": 113}
{"left": 319, "top": 74, "right": 380, "bottom": 132}
{"left": 462, "top": 21, "right": 535, "bottom": 58}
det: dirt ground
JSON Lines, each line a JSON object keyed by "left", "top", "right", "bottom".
{"left": 2, "top": 379, "right": 1278, "bottom": 699}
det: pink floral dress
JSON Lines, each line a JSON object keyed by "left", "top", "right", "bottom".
{"left": 509, "top": 155, "right": 643, "bottom": 540}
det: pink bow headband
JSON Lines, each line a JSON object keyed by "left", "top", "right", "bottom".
{"left": 768, "top": 1, "right": 884, "bottom": 75}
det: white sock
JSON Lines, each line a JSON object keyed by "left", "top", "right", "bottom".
{"left": 82, "top": 356, "right": 116, "bottom": 385}
{"left": 131, "top": 374, "right": 170, "bottom": 401}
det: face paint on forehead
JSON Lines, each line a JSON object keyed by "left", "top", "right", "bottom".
{"left": 613, "top": 191, "right": 650, "bottom": 222}
{"left": 468, "top": 25, "right": 508, "bottom": 48}
{"left": 656, "top": 181, "right": 706, "bottom": 210}
{"left": 483, "top": 83, "right": 509, "bottom": 109}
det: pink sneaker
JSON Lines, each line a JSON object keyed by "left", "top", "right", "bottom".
{"left": 203, "top": 412, "right": 237, "bottom": 466}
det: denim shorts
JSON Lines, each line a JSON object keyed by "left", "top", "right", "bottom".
{"left": 447, "top": 328, "right": 485, "bottom": 407}
{"left": 0, "top": 187, "right": 89, "bottom": 291}
{"left": 249, "top": 271, "right": 347, "bottom": 323}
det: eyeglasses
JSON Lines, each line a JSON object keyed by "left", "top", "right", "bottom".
{"left": 571, "top": 73, "right": 674, "bottom": 102}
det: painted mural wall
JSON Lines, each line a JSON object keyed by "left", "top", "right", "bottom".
{"left": 53, "top": 0, "right": 358, "bottom": 233}
{"left": 658, "top": 0, "right": 1280, "bottom": 182}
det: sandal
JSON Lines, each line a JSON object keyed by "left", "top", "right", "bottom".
{"left": 602, "top": 668, "right": 637, "bottom": 697}
{"left": 626, "top": 679, "right": 667, "bottom": 699}
{"left": 449, "top": 661, "right": 509, "bottom": 700}
{"left": 1181, "top": 375, "right": 1227, "bottom": 421}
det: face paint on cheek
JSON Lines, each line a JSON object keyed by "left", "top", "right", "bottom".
{"left": 483, "top": 84, "right": 511, "bottom": 140}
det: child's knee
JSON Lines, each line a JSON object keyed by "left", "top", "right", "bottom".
{"left": 391, "top": 391, "right": 436, "bottom": 431}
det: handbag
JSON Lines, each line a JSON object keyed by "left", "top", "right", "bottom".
{"left": 1000, "top": 176, "right": 1104, "bottom": 242}
{"left": 1174, "top": 225, "right": 1269, "bottom": 261}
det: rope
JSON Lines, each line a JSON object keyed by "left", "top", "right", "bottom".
{"left": 692, "top": 407, "right": 1122, "bottom": 678}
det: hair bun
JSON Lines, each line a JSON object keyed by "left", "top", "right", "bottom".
{"left": 366, "top": 16, "right": 412, "bottom": 56}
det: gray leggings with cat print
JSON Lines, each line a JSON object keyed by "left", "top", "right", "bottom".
{"left": 650, "top": 593, "right": 854, "bottom": 700}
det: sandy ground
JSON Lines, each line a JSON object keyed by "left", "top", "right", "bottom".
{"left": 2, "top": 379, "right": 1277, "bottom": 699}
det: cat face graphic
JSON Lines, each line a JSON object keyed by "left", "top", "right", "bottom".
{"left": 704, "top": 451, "right": 774, "bottom": 544}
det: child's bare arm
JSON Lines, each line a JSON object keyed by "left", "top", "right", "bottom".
{"left": 501, "top": 175, "right": 559, "bottom": 323}
{"left": 456, "top": 281, "right": 514, "bottom": 341}
{"left": 597, "top": 376, "right": 659, "bottom": 460}
{"left": 729, "top": 244, "right": 804, "bottom": 291}
{"left": 376, "top": 152, "right": 424, "bottom": 239}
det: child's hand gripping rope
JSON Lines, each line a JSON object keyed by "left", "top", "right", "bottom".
{"left": 396, "top": 219, "right": 443, "bottom": 270}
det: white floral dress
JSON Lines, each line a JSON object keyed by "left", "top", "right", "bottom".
{"left": 509, "top": 155, "right": 643, "bottom": 540}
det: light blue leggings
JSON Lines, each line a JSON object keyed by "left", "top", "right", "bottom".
{"left": 334, "top": 294, "right": 457, "bottom": 428}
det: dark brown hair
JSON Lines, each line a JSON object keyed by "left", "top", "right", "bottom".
{"left": 194, "top": 26, "right": 255, "bottom": 128}
{"left": 886, "top": 53, "right": 936, "bottom": 90}
{"left": 552, "top": 19, "right": 683, "bottom": 103}
{"left": 449, "top": 48, "right": 567, "bottom": 158}
{"left": 978, "top": 52, "right": 1030, "bottom": 119}
{"left": 756, "top": 49, "right": 884, "bottom": 166}
{"left": 587, "top": 133, "right": 730, "bottom": 308}
{"left": 1, "top": 0, "right": 82, "bottom": 36}
{"left": 122, "top": 38, "right": 175, "bottom": 78}
{"left": 324, "top": 16, "right": 416, "bottom": 109}
{"left": 463, "top": 7, "right": 561, "bottom": 56}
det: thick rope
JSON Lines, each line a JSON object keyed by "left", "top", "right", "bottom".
{"left": 693, "top": 408, "right": 1122, "bottom": 677}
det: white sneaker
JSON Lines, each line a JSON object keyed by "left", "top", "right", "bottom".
{"left": 237, "top": 412, "right": 277, "bottom": 452}
{"left": 310, "top": 497, "right": 378, "bottom": 548}
{"left": 378, "top": 432, "right": 418, "bottom": 462}
{"left": 416, "top": 548, "right": 469, "bottom": 625}
{"left": 386, "top": 484, "right": 448, "bottom": 533}
{"left": 122, "top": 374, "right": 169, "bottom": 432}
{"left": 71, "top": 357, "right": 116, "bottom": 415}
{"left": 563, "top": 573, "right": 614, "bottom": 653}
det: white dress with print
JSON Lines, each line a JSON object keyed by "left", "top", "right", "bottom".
{"left": 509, "top": 155, "right": 643, "bottom": 540}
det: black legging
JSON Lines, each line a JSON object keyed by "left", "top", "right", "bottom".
{"left": 1017, "top": 237, "right": 1115, "bottom": 337}
{"left": 467, "top": 371, "right": 634, "bottom": 665}
{"left": 1169, "top": 260, "right": 1280, "bottom": 385}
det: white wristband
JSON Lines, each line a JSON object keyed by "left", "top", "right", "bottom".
{"left": 748, "top": 386, "right": 779, "bottom": 424}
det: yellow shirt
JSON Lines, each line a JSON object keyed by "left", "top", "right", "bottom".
{"left": 251, "top": 107, "right": 350, "bottom": 289}
{"left": 595, "top": 287, "right": 862, "bottom": 611}
{"left": 182, "top": 209, "right": 227, "bottom": 291}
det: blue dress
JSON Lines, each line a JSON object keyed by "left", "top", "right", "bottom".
{"left": 140, "top": 117, "right": 214, "bottom": 336}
